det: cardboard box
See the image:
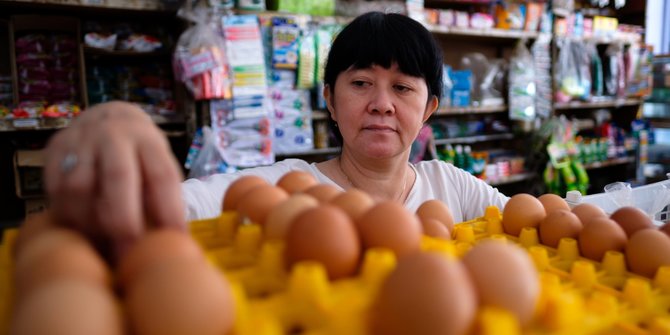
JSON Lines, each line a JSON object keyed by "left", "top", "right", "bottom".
{"left": 25, "top": 198, "right": 48, "bottom": 216}
{"left": 13, "top": 150, "right": 45, "bottom": 199}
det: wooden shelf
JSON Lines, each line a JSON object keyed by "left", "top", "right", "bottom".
{"left": 435, "top": 105, "right": 506, "bottom": 116}
{"left": 434, "top": 133, "right": 515, "bottom": 145}
{"left": 0, "top": 0, "right": 178, "bottom": 13}
{"left": 583, "top": 156, "right": 636, "bottom": 170}
{"left": 0, "top": 113, "right": 183, "bottom": 132}
{"left": 487, "top": 172, "right": 535, "bottom": 186}
{"left": 0, "top": 117, "right": 71, "bottom": 132}
{"left": 554, "top": 99, "right": 642, "bottom": 110}
{"left": 312, "top": 110, "right": 329, "bottom": 121}
{"left": 427, "top": 24, "right": 539, "bottom": 40}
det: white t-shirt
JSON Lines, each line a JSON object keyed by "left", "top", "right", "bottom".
{"left": 182, "top": 159, "right": 509, "bottom": 222}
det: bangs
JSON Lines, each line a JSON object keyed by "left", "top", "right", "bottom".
{"left": 345, "top": 15, "right": 425, "bottom": 78}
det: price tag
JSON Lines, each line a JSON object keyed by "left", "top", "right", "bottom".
{"left": 13, "top": 118, "right": 39, "bottom": 129}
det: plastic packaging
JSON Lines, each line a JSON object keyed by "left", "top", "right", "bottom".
{"left": 173, "top": 3, "right": 232, "bottom": 100}
{"left": 508, "top": 40, "right": 536, "bottom": 121}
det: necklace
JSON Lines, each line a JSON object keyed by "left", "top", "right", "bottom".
{"left": 338, "top": 157, "right": 409, "bottom": 203}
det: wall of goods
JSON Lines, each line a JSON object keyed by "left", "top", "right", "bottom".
{"left": 174, "top": 0, "right": 653, "bottom": 196}
{"left": 0, "top": 0, "right": 657, "bottom": 220}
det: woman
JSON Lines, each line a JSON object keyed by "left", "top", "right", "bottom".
{"left": 44, "top": 12, "right": 508, "bottom": 255}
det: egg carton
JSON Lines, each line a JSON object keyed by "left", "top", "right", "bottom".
{"left": 1, "top": 207, "right": 669, "bottom": 335}
{"left": 187, "top": 207, "right": 670, "bottom": 335}
{"left": 0, "top": 229, "right": 17, "bottom": 335}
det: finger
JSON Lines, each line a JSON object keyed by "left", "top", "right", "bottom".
{"left": 44, "top": 129, "right": 76, "bottom": 196}
{"left": 137, "top": 132, "right": 186, "bottom": 231}
{"left": 95, "top": 131, "right": 143, "bottom": 245}
{"left": 51, "top": 136, "right": 98, "bottom": 235}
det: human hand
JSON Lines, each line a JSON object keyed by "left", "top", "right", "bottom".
{"left": 44, "top": 101, "right": 186, "bottom": 258}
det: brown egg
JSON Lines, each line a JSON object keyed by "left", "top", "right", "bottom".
{"left": 369, "top": 252, "right": 477, "bottom": 335}
{"left": 125, "top": 259, "right": 235, "bottom": 335}
{"left": 538, "top": 209, "right": 583, "bottom": 248}
{"left": 421, "top": 219, "right": 452, "bottom": 240}
{"left": 264, "top": 194, "right": 319, "bottom": 240}
{"left": 462, "top": 240, "right": 539, "bottom": 326}
{"left": 276, "top": 170, "right": 318, "bottom": 194}
{"left": 14, "top": 211, "right": 56, "bottom": 257}
{"left": 502, "top": 194, "right": 546, "bottom": 236}
{"left": 416, "top": 200, "right": 455, "bottom": 234}
{"left": 14, "top": 228, "right": 111, "bottom": 298}
{"left": 117, "top": 229, "right": 205, "bottom": 286}
{"left": 357, "top": 201, "right": 422, "bottom": 257}
{"left": 303, "top": 184, "right": 342, "bottom": 203}
{"left": 610, "top": 206, "right": 654, "bottom": 237}
{"left": 222, "top": 175, "right": 268, "bottom": 211}
{"left": 626, "top": 229, "right": 670, "bottom": 278}
{"left": 329, "top": 188, "right": 375, "bottom": 221}
{"left": 236, "top": 185, "right": 289, "bottom": 224}
{"left": 538, "top": 194, "right": 570, "bottom": 215}
{"left": 285, "top": 205, "right": 361, "bottom": 279}
{"left": 662, "top": 222, "right": 670, "bottom": 238}
{"left": 571, "top": 203, "right": 606, "bottom": 226}
{"left": 578, "top": 217, "right": 627, "bottom": 261}
{"left": 10, "top": 280, "right": 124, "bottom": 335}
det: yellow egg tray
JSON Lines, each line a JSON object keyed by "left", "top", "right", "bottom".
{"left": 186, "top": 206, "right": 670, "bottom": 335}
{"left": 1, "top": 206, "right": 669, "bottom": 335}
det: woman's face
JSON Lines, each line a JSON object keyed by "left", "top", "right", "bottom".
{"left": 325, "top": 63, "right": 438, "bottom": 159}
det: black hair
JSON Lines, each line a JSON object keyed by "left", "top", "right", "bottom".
{"left": 323, "top": 12, "right": 444, "bottom": 146}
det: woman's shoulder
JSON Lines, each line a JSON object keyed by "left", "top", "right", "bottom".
{"left": 414, "top": 159, "right": 464, "bottom": 177}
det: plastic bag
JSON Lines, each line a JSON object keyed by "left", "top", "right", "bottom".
{"left": 508, "top": 40, "right": 536, "bottom": 121}
{"left": 173, "top": 3, "right": 232, "bottom": 100}
{"left": 187, "top": 126, "right": 228, "bottom": 179}
{"left": 555, "top": 39, "right": 591, "bottom": 102}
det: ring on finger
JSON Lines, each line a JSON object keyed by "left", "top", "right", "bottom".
{"left": 60, "top": 152, "right": 78, "bottom": 174}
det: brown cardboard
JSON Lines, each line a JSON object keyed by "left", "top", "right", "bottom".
{"left": 13, "top": 150, "right": 45, "bottom": 199}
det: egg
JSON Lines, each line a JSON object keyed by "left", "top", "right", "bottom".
{"left": 538, "top": 209, "right": 583, "bottom": 248}
{"left": 236, "top": 185, "right": 289, "bottom": 224}
{"left": 421, "top": 219, "right": 452, "bottom": 240}
{"left": 571, "top": 203, "right": 606, "bottom": 226}
{"left": 125, "top": 259, "right": 235, "bottom": 335}
{"left": 329, "top": 188, "right": 375, "bottom": 221}
{"left": 10, "top": 280, "right": 123, "bottom": 335}
{"left": 369, "top": 252, "right": 477, "bottom": 335}
{"left": 502, "top": 194, "right": 546, "bottom": 236}
{"left": 117, "top": 229, "right": 205, "bottom": 286}
{"left": 303, "top": 184, "right": 342, "bottom": 203}
{"left": 538, "top": 194, "right": 570, "bottom": 215}
{"left": 285, "top": 205, "right": 361, "bottom": 279}
{"left": 264, "top": 194, "right": 319, "bottom": 240}
{"left": 357, "top": 201, "right": 422, "bottom": 257}
{"left": 609, "top": 206, "right": 654, "bottom": 237}
{"left": 416, "top": 200, "right": 455, "bottom": 234}
{"left": 14, "top": 228, "right": 111, "bottom": 298}
{"left": 222, "top": 175, "right": 268, "bottom": 211}
{"left": 14, "top": 211, "right": 56, "bottom": 257}
{"left": 276, "top": 171, "right": 318, "bottom": 194}
{"left": 625, "top": 229, "right": 670, "bottom": 278}
{"left": 462, "top": 240, "right": 539, "bottom": 326}
{"left": 578, "top": 217, "right": 627, "bottom": 261}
